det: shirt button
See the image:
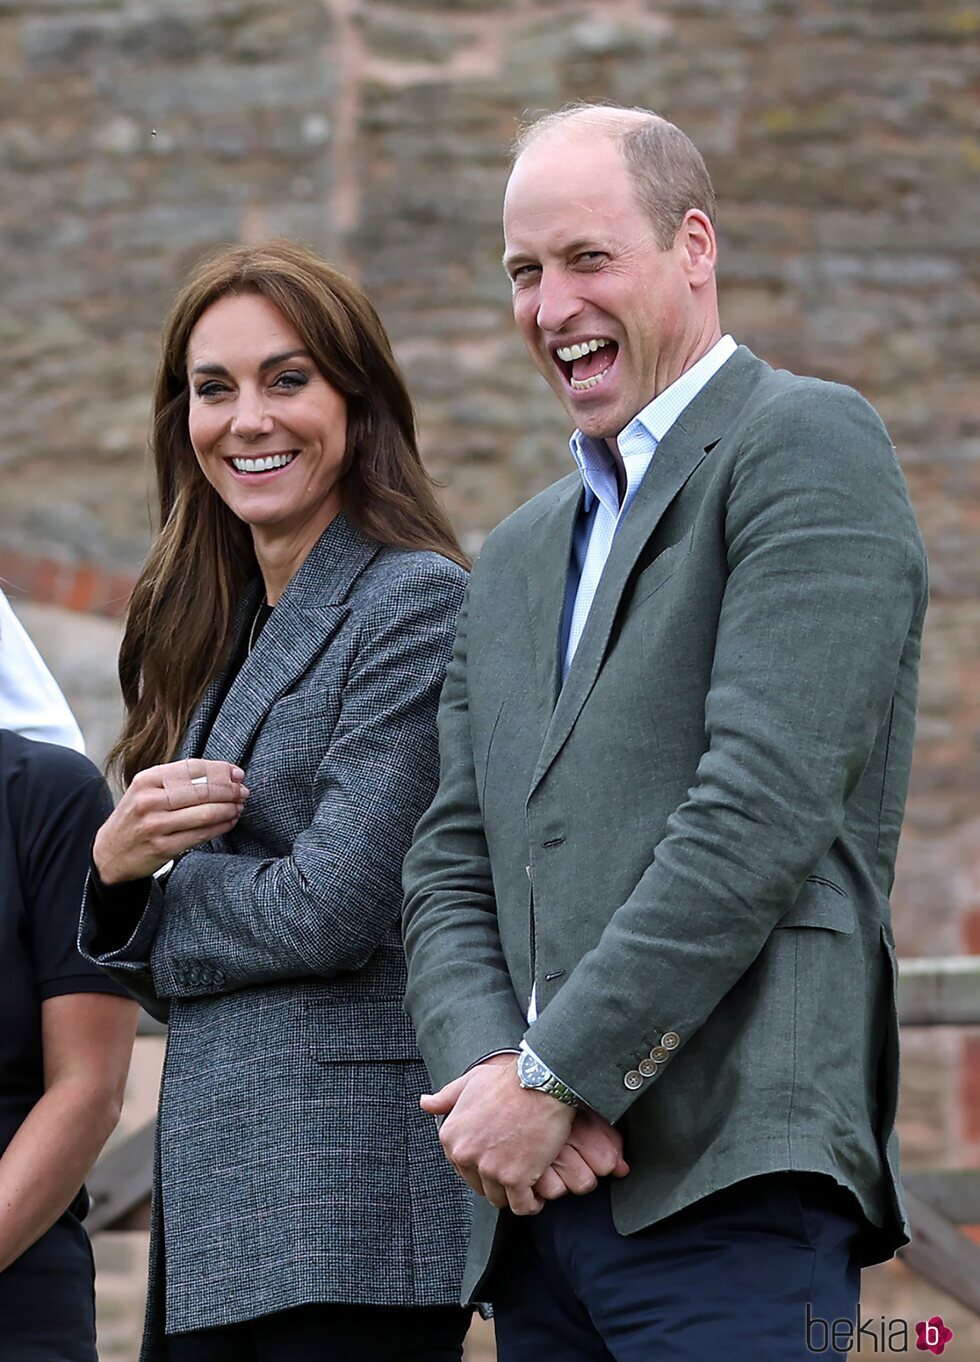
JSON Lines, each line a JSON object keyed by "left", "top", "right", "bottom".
{"left": 638, "top": 1058, "right": 659, "bottom": 1077}
{"left": 661, "top": 1031, "right": 681, "bottom": 1050}
{"left": 649, "top": 1046, "right": 670, "bottom": 1064}
{"left": 624, "top": 1070, "right": 643, "bottom": 1090}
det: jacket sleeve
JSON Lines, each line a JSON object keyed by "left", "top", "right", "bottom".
{"left": 523, "top": 382, "right": 927, "bottom": 1120}
{"left": 146, "top": 563, "right": 465, "bottom": 1000}
{"left": 402, "top": 587, "right": 531, "bottom": 1091}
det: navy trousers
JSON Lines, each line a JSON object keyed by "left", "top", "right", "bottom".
{"left": 164, "top": 1303, "right": 470, "bottom": 1361}
{"left": 490, "top": 1173, "right": 864, "bottom": 1362}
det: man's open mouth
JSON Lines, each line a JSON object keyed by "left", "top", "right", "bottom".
{"left": 554, "top": 337, "right": 618, "bottom": 392}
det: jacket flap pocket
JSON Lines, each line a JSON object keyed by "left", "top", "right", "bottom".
{"left": 307, "top": 997, "right": 421, "bottom": 1062}
{"left": 631, "top": 530, "right": 693, "bottom": 604}
{"left": 777, "top": 878, "right": 855, "bottom": 934}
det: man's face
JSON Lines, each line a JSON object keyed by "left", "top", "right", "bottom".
{"left": 503, "top": 131, "right": 709, "bottom": 441}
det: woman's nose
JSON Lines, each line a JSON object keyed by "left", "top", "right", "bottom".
{"left": 230, "top": 390, "right": 273, "bottom": 439}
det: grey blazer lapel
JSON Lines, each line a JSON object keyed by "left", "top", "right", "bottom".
{"left": 523, "top": 474, "right": 583, "bottom": 712}
{"left": 184, "top": 514, "right": 379, "bottom": 766}
{"left": 530, "top": 347, "right": 769, "bottom": 796}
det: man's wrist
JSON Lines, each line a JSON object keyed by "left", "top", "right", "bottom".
{"left": 517, "top": 1041, "right": 581, "bottom": 1106}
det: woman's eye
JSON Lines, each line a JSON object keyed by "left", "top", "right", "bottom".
{"left": 195, "top": 381, "right": 228, "bottom": 399}
{"left": 273, "top": 370, "right": 309, "bottom": 391}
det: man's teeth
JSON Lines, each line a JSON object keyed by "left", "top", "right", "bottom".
{"left": 556, "top": 338, "right": 610, "bottom": 362}
{"left": 570, "top": 371, "right": 609, "bottom": 391}
{"left": 231, "top": 453, "right": 297, "bottom": 473}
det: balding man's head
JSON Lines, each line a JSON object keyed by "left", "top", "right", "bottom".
{"left": 513, "top": 104, "right": 716, "bottom": 251}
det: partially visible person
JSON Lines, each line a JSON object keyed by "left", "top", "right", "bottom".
{"left": 0, "top": 728, "right": 138, "bottom": 1360}
{"left": 79, "top": 240, "right": 472, "bottom": 1361}
{"left": 0, "top": 587, "right": 85, "bottom": 751}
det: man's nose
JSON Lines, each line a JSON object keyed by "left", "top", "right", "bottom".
{"left": 230, "top": 389, "right": 273, "bottom": 440}
{"left": 535, "top": 269, "right": 583, "bottom": 334}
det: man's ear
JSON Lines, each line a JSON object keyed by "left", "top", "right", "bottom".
{"left": 678, "top": 209, "right": 717, "bottom": 287}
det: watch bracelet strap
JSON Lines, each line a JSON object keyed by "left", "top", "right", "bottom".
{"left": 535, "top": 1072, "right": 580, "bottom": 1106}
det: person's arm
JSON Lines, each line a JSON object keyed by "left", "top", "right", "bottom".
{"left": 146, "top": 563, "right": 467, "bottom": 998}
{"left": 403, "top": 585, "right": 536, "bottom": 1089}
{"left": 0, "top": 991, "right": 138, "bottom": 1271}
{"left": 0, "top": 590, "right": 85, "bottom": 752}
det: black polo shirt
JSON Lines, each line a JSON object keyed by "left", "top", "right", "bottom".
{"left": 0, "top": 730, "right": 129, "bottom": 1156}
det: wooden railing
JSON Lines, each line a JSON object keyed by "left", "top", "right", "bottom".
{"left": 88, "top": 956, "right": 980, "bottom": 1314}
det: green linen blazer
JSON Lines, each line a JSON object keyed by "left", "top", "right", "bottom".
{"left": 403, "top": 347, "right": 928, "bottom": 1301}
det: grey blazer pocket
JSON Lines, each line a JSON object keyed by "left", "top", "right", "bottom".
{"left": 776, "top": 877, "right": 855, "bottom": 934}
{"left": 631, "top": 530, "right": 694, "bottom": 604}
{"left": 306, "top": 997, "right": 421, "bottom": 1063}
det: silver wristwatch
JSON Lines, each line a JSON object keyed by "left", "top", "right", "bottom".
{"left": 517, "top": 1043, "right": 580, "bottom": 1106}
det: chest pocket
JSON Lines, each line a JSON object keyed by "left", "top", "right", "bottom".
{"left": 630, "top": 528, "right": 694, "bottom": 606}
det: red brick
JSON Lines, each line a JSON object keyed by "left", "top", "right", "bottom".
{"left": 960, "top": 1035, "right": 980, "bottom": 1145}
{"left": 65, "top": 562, "right": 102, "bottom": 613}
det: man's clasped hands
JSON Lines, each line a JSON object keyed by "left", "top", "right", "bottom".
{"left": 422, "top": 1054, "right": 629, "bottom": 1216}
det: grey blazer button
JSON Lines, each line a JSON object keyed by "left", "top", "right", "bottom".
{"left": 638, "top": 1058, "right": 659, "bottom": 1077}
{"left": 649, "top": 1046, "right": 670, "bottom": 1064}
{"left": 661, "top": 1031, "right": 681, "bottom": 1050}
{"left": 624, "top": 1069, "right": 644, "bottom": 1090}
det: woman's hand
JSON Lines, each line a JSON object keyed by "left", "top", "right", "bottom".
{"left": 93, "top": 759, "right": 250, "bottom": 884}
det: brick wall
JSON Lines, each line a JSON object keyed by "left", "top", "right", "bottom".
{"left": 1, "top": 0, "right": 977, "bottom": 1355}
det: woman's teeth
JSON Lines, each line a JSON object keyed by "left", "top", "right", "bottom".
{"left": 231, "top": 453, "right": 297, "bottom": 473}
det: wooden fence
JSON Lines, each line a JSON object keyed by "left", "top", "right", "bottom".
{"left": 88, "top": 956, "right": 980, "bottom": 1317}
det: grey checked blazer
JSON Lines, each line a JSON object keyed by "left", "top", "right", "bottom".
{"left": 81, "top": 515, "right": 470, "bottom": 1352}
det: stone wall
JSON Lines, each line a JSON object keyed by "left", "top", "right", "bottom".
{"left": 1, "top": 0, "right": 978, "bottom": 1355}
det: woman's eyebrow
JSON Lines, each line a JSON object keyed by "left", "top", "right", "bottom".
{"left": 190, "top": 349, "right": 312, "bottom": 377}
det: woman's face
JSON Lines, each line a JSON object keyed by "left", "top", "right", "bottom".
{"left": 186, "top": 292, "right": 348, "bottom": 557}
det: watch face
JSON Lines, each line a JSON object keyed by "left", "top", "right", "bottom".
{"left": 518, "top": 1050, "right": 550, "bottom": 1087}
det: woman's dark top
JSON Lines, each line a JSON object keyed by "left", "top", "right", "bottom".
{"left": 0, "top": 730, "right": 128, "bottom": 1159}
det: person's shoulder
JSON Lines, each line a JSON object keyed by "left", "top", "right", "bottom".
{"left": 356, "top": 546, "right": 468, "bottom": 622}
{"left": 0, "top": 731, "right": 108, "bottom": 839}
{"left": 749, "top": 365, "right": 885, "bottom": 432}
{"left": 0, "top": 729, "right": 102, "bottom": 789}
{"left": 479, "top": 470, "right": 582, "bottom": 561}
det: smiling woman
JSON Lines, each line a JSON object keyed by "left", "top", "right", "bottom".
{"left": 77, "top": 241, "right": 472, "bottom": 1362}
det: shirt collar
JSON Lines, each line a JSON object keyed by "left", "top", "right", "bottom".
{"left": 570, "top": 334, "right": 738, "bottom": 514}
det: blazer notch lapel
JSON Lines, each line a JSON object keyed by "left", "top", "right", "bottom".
{"left": 529, "top": 348, "right": 770, "bottom": 795}
{"left": 203, "top": 601, "right": 348, "bottom": 764}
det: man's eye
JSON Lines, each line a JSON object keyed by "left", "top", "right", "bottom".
{"left": 575, "top": 252, "right": 605, "bottom": 267}
{"left": 510, "top": 264, "right": 540, "bottom": 284}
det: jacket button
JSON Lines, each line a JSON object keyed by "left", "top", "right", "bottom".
{"left": 649, "top": 1046, "right": 670, "bottom": 1064}
{"left": 661, "top": 1031, "right": 680, "bottom": 1050}
{"left": 624, "top": 1070, "right": 643, "bottom": 1090}
{"left": 638, "top": 1058, "right": 659, "bottom": 1077}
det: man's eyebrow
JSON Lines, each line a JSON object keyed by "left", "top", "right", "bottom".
{"left": 501, "top": 238, "right": 607, "bottom": 270}
{"left": 190, "top": 349, "right": 312, "bottom": 376}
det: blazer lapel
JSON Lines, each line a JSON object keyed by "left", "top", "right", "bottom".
{"left": 185, "top": 514, "right": 379, "bottom": 766}
{"left": 178, "top": 588, "right": 261, "bottom": 761}
{"left": 523, "top": 474, "right": 583, "bottom": 712}
{"left": 529, "top": 347, "right": 768, "bottom": 795}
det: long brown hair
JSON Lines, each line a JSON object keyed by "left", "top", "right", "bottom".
{"left": 109, "top": 239, "right": 467, "bottom": 785}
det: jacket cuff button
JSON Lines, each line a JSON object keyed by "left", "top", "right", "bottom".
{"left": 661, "top": 1031, "right": 681, "bottom": 1050}
{"left": 624, "top": 1069, "right": 644, "bottom": 1090}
